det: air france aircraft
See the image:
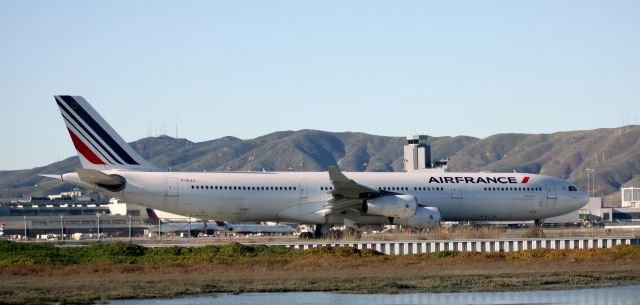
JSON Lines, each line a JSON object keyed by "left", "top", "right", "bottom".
{"left": 43, "top": 96, "right": 589, "bottom": 235}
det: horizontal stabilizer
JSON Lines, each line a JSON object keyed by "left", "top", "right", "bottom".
{"left": 38, "top": 174, "right": 62, "bottom": 180}
{"left": 76, "top": 168, "right": 124, "bottom": 186}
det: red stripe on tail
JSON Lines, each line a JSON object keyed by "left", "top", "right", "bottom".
{"left": 145, "top": 208, "right": 158, "bottom": 219}
{"left": 67, "top": 128, "right": 106, "bottom": 165}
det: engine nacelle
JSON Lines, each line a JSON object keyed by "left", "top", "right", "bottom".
{"left": 394, "top": 206, "right": 441, "bottom": 229}
{"left": 364, "top": 195, "right": 417, "bottom": 218}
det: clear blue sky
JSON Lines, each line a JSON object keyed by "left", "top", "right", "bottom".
{"left": 1, "top": 1, "right": 639, "bottom": 170}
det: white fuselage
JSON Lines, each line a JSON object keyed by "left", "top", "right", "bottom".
{"left": 63, "top": 170, "right": 588, "bottom": 226}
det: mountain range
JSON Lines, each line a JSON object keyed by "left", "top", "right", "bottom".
{"left": 1, "top": 126, "right": 639, "bottom": 206}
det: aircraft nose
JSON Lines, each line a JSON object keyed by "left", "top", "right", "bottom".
{"left": 574, "top": 191, "right": 590, "bottom": 209}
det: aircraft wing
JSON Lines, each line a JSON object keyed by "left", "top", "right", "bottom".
{"left": 326, "top": 166, "right": 380, "bottom": 213}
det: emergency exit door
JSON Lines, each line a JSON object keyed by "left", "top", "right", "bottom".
{"left": 166, "top": 177, "right": 179, "bottom": 197}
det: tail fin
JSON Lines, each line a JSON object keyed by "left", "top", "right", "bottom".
{"left": 145, "top": 208, "right": 159, "bottom": 220}
{"left": 55, "top": 95, "right": 159, "bottom": 171}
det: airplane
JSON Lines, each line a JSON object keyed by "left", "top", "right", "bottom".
{"left": 42, "top": 95, "right": 589, "bottom": 237}
{"left": 145, "top": 208, "right": 213, "bottom": 236}
{"left": 213, "top": 221, "right": 296, "bottom": 235}
{"left": 145, "top": 208, "right": 294, "bottom": 236}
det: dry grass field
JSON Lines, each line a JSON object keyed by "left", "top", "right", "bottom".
{"left": 1, "top": 242, "right": 640, "bottom": 304}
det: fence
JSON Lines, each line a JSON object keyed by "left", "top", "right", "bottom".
{"left": 272, "top": 236, "right": 640, "bottom": 255}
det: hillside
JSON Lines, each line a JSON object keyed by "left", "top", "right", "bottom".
{"left": 1, "top": 126, "right": 638, "bottom": 205}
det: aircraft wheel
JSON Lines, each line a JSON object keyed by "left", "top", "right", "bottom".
{"left": 299, "top": 232, "right": 313, "bottom": 239}
{"left": 326, "top": 230, "right": 343, "bottom": 240}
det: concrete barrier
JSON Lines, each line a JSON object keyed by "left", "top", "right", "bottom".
{"left": 270, "top": 236, "right": 640, "bottom": 255}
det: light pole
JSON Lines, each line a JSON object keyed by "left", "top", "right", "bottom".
{"left": 96, "top": 214, "right": 100, "bottom": 240}
{"left": 128, "top": 214, "right": 132, "bottom": 241}
{"left": 585, "top": 168, "right": 592, "bottom": 197}
{"left": 23, "top": 216, "right": 27, "bottom": 240}
{"left": 60, "top": 215, "right": 64, "bottom": 242}
{"left": 591, "top": 169, "right": 596, "bottom": 197}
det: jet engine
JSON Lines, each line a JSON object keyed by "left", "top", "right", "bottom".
{"left": 363, "top": 194, "right": 417, "bottom": 218}
{"left": 394, "top": 206, "right": 441, "bottom": 229}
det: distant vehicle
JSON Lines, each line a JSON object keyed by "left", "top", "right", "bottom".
{"left": 43, "top": 96, "right": 589, "bottom": 237}
{"left": 71, "top": 233, "right": 85, "bottom": 240}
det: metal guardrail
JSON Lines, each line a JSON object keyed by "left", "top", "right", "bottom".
{"left": 271, "top": 236, "right": 640, "bottom": 255}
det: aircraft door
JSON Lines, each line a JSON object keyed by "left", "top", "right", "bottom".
{"left": 546, "top": 184, "right": 557, "bottom": 199}
{"left": 451, "top": 185, "right": 463, "bottom": 199}
{"left": 166, "top": 177, "right": 179, "bottom": 197}
{"left": 299, "top": 181, "right": 308, "bottom": 198}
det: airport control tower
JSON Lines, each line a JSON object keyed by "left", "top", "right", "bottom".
{"left": 403, "top": 135, "right": 431, "bottom": 172}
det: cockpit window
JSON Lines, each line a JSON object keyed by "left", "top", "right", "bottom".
{"left": 568, "top": 185, "right": 577, "bottom": 192}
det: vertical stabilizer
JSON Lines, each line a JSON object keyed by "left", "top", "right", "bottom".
{"left": 55, "top": 95, "right": 159, "bottom": 171}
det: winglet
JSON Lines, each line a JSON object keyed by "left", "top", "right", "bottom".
{"left": 328, "top": 166, "right": 351, "bottom": 183}
{"left": 328, "top": 166, "right": 379, "bottom": 200}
